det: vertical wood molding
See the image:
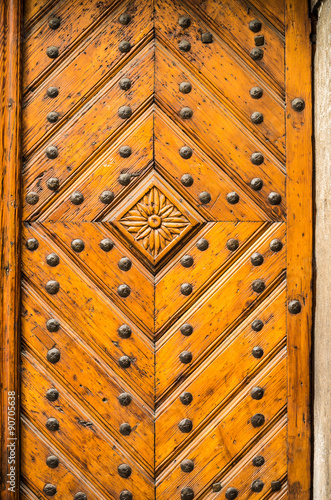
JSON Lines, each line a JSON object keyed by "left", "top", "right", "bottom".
{"left": 286, "top": 1, "right": 313, "bottom": 498}
{"left": 0, "top": 1, "right": 22, "bottom": 499}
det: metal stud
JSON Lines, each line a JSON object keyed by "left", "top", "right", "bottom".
{"left": 255, "top": 35, "right": 265, "bottom": 46}
{"left": 251, "top": 413, "right": 265, "bottom": 427}
{"left": 47, "top": 111, "right": 59, "bottom": 123}
{"left": 250, "top": 86, "right": 263, "bottom": 99}
{"left": 181, "top": 174, "right": 193, "bottom": 186}
{"left": 179, "top": 40, "right": 191, "bottom": 52}
{"left": 74, "top": 493, "right": 87, "bottom": 500}
{"left": 48, "top": 17, "right": 61, "bottom": 29}
{"left": 179, "top": 351, "right": 193, "bottom": 364}
{"left": 252, "top": 455, "right": 265, "bottom": 466}
{"left": 43, "top": 484, "right": 57, "bottom": 496}
{"left": 249, "top": 19, "right": 262, "bottom": 32}
{"left": 100, "top": 190, "right": 114, "bottom": 204}
{"left": 251, "top": 111, "right": 263, "bottom": 124}
{"left": 250, "top": 47, "right": 264, "bottom": 61}
{"left": 70, "top": 191, "right": 84, "bottom": 205}
{"left": 46, "top": 253, "right": 60, "bottom": 267}
{"left": 225, "top": 487, "right": 238, "bottom": 500}
{"left": 180, "top": 107, "right": 193, "bottom": 119}
{"left": 180, "top": 324, "right": 193, "bottom": 336}
{"left": 180, "top": 459, "right": 194, "bottom": 472}
{"left": 47, "top": 177, "right": 59, "bottom": 191}
{"left": 46, "top": 46, "right": 59, "bottom": 59}
{"left": 26, "top": 238, "right": 39, "bottom": 251}
{"left": 196, "top": 238, "right": 209, "bottom": 251}
{"left": 251, "top": 319, "right": 264, "bottom": 331}
{"left": 212, "top": 483, "right": 222, "bottom": 492}
{"left": 118, "top": 105, "right": 132, "bottom": 119}
{"left": 47, "top": 348, "right": 61, "bottom": 364}
{"left": 118, "top": 257, "right": 132, "bottom": 271}
{"left": 251, "top": 386, "right": 264, "bottom": 400}
{"left": 117, "top": 284, "right": 131, "bottom": 297}
{"left": 46, "top": 388, "right": 59, "bottom": 402}
{"left": 288, "top": 299, "right": 301, "bottom": 314}
{"left": 268, "top": 192, "right": 281, "bottom": 205}
{"left": 118, "top": 464, "right": 132, "bottom": 478}
{"left": 118, "top": 393, "right": 132, "bottom": 406}
{"left": 178, "top": 15, "right": 191, "bottom": 28}
{"left": 227, "top": 192, "right": 239, "bottom": 204}
{"left": 45, "top": 145, "right": 59, "bottom": 159}
{"left": 47, "top": 87, "right": 59, "bottom": 99}
{"left": 46, "top": 418, "right": 59, "bottom": 431}
{"left": 271, "top": 481, "right": 282, "bottom": 491}
{"left": 181, "top": 487, "right": 194, "bottom": 500}
{"left": 181, "top": 255, "right": 194, "bottom": 268}
{"left": 46, "top": 455, "right": 59, "bottom": 468}
{"left": 291, "top": 97, "right": 305, "bottom": 112}
{"left": 26, "top": 192, "right": 39, "bottom": 205}
{"left": 178, "top": 418, "right": 193, "bottom": 433}
{"left": 201, "top": 32, "right": 213, "bottom": 43}
{"left": 226, "top": 238, "right": 239, "bottom": 251}
{"left": 119, "top": 146, "right": 132, "bottom": 158}
{"left": 119, "top": 78, "right": 132, "bottom": 91}
{"left": 45, "top": 280, "right": 60, "bottom": 294}
{"left": 179, "top": 82, "right": 192, "bottom": 94}
{"left": 120, "top": 491, "right": 133, "bottom": 500}
{"left": 180, "top": 283, "right": 193, "bottom": 296}
{"left": 119, "top": 356, "right": 131, "bottom": 369}
{"left": 119, "top": 12, "right": 131, "bottom": 25}
{"left": 252, "top": 279, "right": 266, "bottom": 293}
{"left": 118, "top": 324, "right": 132, "bottom": 339}
{"left": 71, "top": 239, "right": 84, "bottom": 253}
{"left": 99, "top": 238, "right": 114, "bottom": 252}
{"left": 199, "top": 191, "right": 211, "bottom": 204}
{"left": 251, "top": 252, "right": 264, "bottom": 266}
{"left": 270, "top": 239, "right": 283, "bottom": 252}
{"left": 252, "top": 346, "right": 264, "bottom": 358}
{"left": 179, "top": 146, "right": 193, "bottom": 159}
{"left": 251, "top": 479, "right": 264, "bottom": 492}
{"left": 120, "top": 423, "right": 132, "bottom": 436}
{"left": 119, "top": 41, "right": 131, "bottom": 53}
{"left": 180, "top": 392, "right": 193, "bottom": 405}
{"left": 118, "top": 173, "right": 132, "bottom": 186}
{"left": 46, "top": 319, "right": 60, "bottom": 332}
{"left": 250, "top": 178, "right": 263, "bottom": 191}
{"left": 251, "top": 152, "right": 264, "bottom": 165}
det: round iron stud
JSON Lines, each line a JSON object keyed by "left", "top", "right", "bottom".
{"left": 271, "top": 481, "right": 282, "bottom": 491}
{"left": 251, "top": 413, "right": 265, "bottom": 427}
{"left": 118, "top": 324, "right": 132, "bottom": 339}
{"left": 251, "top": 386, "right": 264, "bottom": 400}
{"left": 225, "top": 487, "right": 238, "bottom": 500}
{"left": 212, "top": 483, "right": 222, "bottom": 492}
{"left": 179, "top": 146, "right": 193, "bottom": 159}
{"left": 251, "top": 111, "right": 264, "bottom": 124}
{"left": 119, "top": 41, "right": 131, "bottom": 53}
{"left": 179, "top": 40, "right": 191, "bottom": 52}
{"left": 26, "top": 192, "right": 39, "bottom": 205}
{"left": 118, "top": 257, "right": 132, "bottom": 272}
{"left": 70, "top": 191, "right": 84, "bottom": 205}
{"left": 118, "top": 393, "right": 132, "bottom": 406}
{"left": 100, "top": 190, "right": 114, "bottom": 204}
{"left": 118, "top": 106, "right": 132, "bottom": 119}
{"left": 46, "top": 253, "right": 60, "bottom": 267}
{"left": 47, "top": 177, "right": 59, "bottom": 190}
{"left": 180, "top": 459, "right": 194, "bottom": 472}
{"left": 119, "top": 146, "right": 132, "bottom": 158}
{"left": 178, "top": 418, "right": 193, "bottom": 433}
{"left": 119, "top": 356, "right": 131, "bottom": 369}
{"left": 180, "top": 107, "right": 193, "bottom": 119}
{"left": 46, "top": 46, "right": 59, "bottom": 59}
{"left": 179, "top": 351, "right": 193, "bottom": 364}
{"left": 180, "top": 324, "right": 193, "bottom": 336}
{"left": 46, "top": 388, "right": 59, "bottom": 402}
{"left": 226, "top": 238, "right": 239, "bottom": 251}
{"left": 251, "top": 152, "right": 264, "bottom": 165}
{"left": 181, "top": 174, "right": 194, "bottom": 186}
{"left": 181, "top": 487, "right": 194, "bottom": 500}
{"left": 250, "top": 177, "right": 263, "bottom": 191}
{"left": 71, "top": 239, "right": 85, "bottom": 252}
{"left": 180, "top": 392, "right": 193, "bottom": 405}
{"left": 178, "top": 15, "right": 191, "bottom": 28}
{"left": 180, "top": 283, "right": 193, "bottom": 296}
{"left": 120, "top": 423, "right": 132, "bottom": 436}
{"left": 46, "top": 455, "right": 59, "bottom": 468}
{"left": 74, "top": 494, "right": 87, "bottom": 500}
{"left": 291, "top": 98, "right": 305, "bottom": 112}
{"left": 46, "top": 418, "right": 59, "bottom": 431}
{"left": 252, "top": 455, "right": 265, "bottom": 467}
{"left": 26, "top": 238, "right": 39, "bottom": 251}
{"left": 251, "top": 479, "right": 264, "bottom": 492}
{"left": 47, "top": 111, "right": 59, "bottom": 123}
{"left": 250, "top": 47, "right": 264, "bottom": 61}
{"left": 252, "top": 279, "right": 266, "bottom": 293}
{"left": 252, "top": 346, "right": 264, "bottom": 359}
{"left": 118, "top": 464, "right": 132, "bottom": 478}
{"left": 47, "top": 87, "right": 59, "bottom": 98}
{"left": 117, "top": 284, "right": 131, "bottom": 298}
{"left": 270, "top": 239, "right": 283, "bottom": 252}
{"left": 48, "top": 17, "right": 61, "bottom": 29}
{"left": 227, "top": 192, "right": 239, "bottom": 204}
{"left": 47, "top": 348, "right": 61, "bottom": 364}
{"left": 249, "top": 19, "right": 262, "bottom": 32}
{"left": 45, "top": 145, "right": 58, "bottom": 159}
{"left": 46, "top": 319, "right": 60, "bottom": 332}
{"left": 201, "top": 32, "right": 213, "bottom": 43}
{"left": 119, "top": 78, "right": 132, "bottom": 90}
{"left": 268, "top": 192, "right": 282, "bottom": 205}
{"left": 118, "top": 173, "right": 132, "bottom": 186}
{"left": 251, "top": 252, "right": 264, "bottom": 266}
{"left": 99, "top": 238, "right": 114, "bottom": 252}
{"left": 288, "top": 299, "right": 302, "bottom": 314}
{"left": 43, "top": 484, "right": 57, "bottom": 496}
{"left": 180, "top": 255, "right": 194, "bottom": 268}
{"left": 119, "top": 13, "right": 131, "bottom": 25}
{"left": 251, "top": 319, "right": 264, "bottom": 331}
{"left": 250, "top": 86, "right": 263, "bottom": 99}
{"left": 179, "top": 82, "right": 192, "bottom": 94}
{"left": 199, "top": 191, "right": 211, "bottom": 204}
{"left": 196, "top": 238, "right": 209, "bottom": 251}
{"left": 45, "top": 280, "right": 60, "bottom": 295}
{"left": 120, "top": 491, "right": 133, "bottom": 500}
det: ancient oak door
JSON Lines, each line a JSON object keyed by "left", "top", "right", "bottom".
{"left": 0, "top": 0, "right": 312, "bottom": 499}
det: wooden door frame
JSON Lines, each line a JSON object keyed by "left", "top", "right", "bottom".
{"left": 0, "top": 1, "right": 313, "bottom": 499}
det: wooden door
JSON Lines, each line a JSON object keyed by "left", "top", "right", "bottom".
{"left": 0, "top": 1, "right": 312, "bottom": 499}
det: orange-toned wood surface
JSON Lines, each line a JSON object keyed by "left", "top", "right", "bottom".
{"left": 15, "top": 0, "right": 312, "bottom": 499}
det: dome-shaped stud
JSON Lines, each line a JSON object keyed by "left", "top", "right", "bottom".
{"left": 100, "top": 190, "right": 114, "bottom": 204}
{"left": 46, "top": 348, "right": 61, "bottom": 364}
{"left": 179, "top": 82, "right": 192, "bottom": 94}
{"left": 178, "top": 418, "right": 193, "bottom": 433}
{"left": 70, "top": 191, "right": 84, "bottom": 205}
{"left": 47, "top": 111, "right": 59, "bottom": 123}
{"left": 196, "top": 238, "right": 209, "bottom": 251}
{"left": 178, "top": 15, "right": 191, "bottom": 28}
{"left": 251, "top": 111, "right": 264, "bottom": 124}
{"left": 46, "top": 388, "right": 59, "bottom": 402}
{"left": 271, "top": 481, "right": 282, "bottom": 491}
{"left": 179, "top": 40, "right": 191, "bottom": 52}
{"left": 46, "top": 46, "right": 59, "bottom": 59}
{"left": 118, "top": 173, "right": 132, "bottom": 186}
{"left": 212, "top": 483, "right": 222, "bottom": 492}
{"left": 199, "top": 191, "right": 211, "bottom": 204}
{"left": 226, "top": 238, "right": 239, "bottom": 251}
{"left": 250, "top": 47, "right": 264, "bottom": 61}
{"left": 45, "top": 280, "right": 60, "bottom": 294}
{"left": 180, "top": 324, "right": 193, "bottom": 336}
{"left": 99, "top": 238, "right": 114, "bottom": 252}
{"left": 119, "top": 12, "right": 131, "bottom": 25}
{"left": 179, "top": 351, "right": 193, "bottom": 364}
{"left": 180, "top": 392, "right": 193, "bottom": 405}
{"left": 249, "top": 19, "right": 262, "bottom": 32}
{"left": 120, "top": 491, "right": 133, "bottom": 500}
{"left": 118, "top": 105, "right": 132, "bottom": 119}
{"left": 117, "top": 284, "right": 131, "bottom": 298}
{"left": 181, "top": 487, "right": 194, "bottom": 500}
{"left": 119, "top": 78, "right": 132, "bottom": 90}
{"left": 252, "top": 455, "right": 265, "bottom": 466}
{"left": 268, "top": 192, "right": 282, "bottom": 205}
{"left": 26, "top": 192, "right": 39, "bottom": 205}
{"left": 43, "top": 484, "right": 57, "bottom": 496}
{"left": 227, "top": 192, "right": 239, "bottom": 204}
{"left": 118, "top": 324, "right": 132, "bottom": 339}
{"left": 120, "top": 423, "right": 132, "bottom": 436}
{"left": 252, "top": 279, "right": 266, "bottom": 293}
{"left": 45, "top": 145, "right": 58, "bottom": 159}
{"left": 74, "top": 493, "right": 87, "bottom": 500}
{"left": 119, "top": 356, "right": 131, "bottom": 369}
{"left": 180, "top": 107, "right": 193, "bottom": 119}
{"left": 252, "top": 346, "right": 264, "bottom": 359}
{"left": 180, "top": 255, "right": 194, "bottom": 268}
{"left": 251, "top": 319, "right": 264, "bottom": 331}
{"left": 251, "top": 479, "right": 264, "bottom": 492}
{"left": 251, "top": 152, "right": 264, "bottom": 165}
{"left": 46, "top": 318, "right": 60, "bottom": 332}
{"left": 180, "top": 458, "right": 194, "bottom": 472}
{"left": 47, "top": 177, "right": 59, "bottom": 191}
{"left": 181, "top": 174, "right": 193, "bottom": 186}
{"left": 225, "top": 487, "right": 238, "bottom": 499}
{"left": 179, "top": 146, "right": 193, "bottom": 159}
{"left": 251, "top": 413, "right": 265, "bottom": 427}
{"left": 119, "top": 146, "right": 132, "bottom": 158}
{"left": 251, "top": 386, "right": 264, "bottom": 400}
{"left": 201, "top": 32, "right": 213, "bottom": 43}
{"left": 270, "top": 238, "right": 283, "bottom": 252}
{"left": 180, "top": 283, "right": 193, "bottom": 296}
{"left": 291, "top": 98, "right": 305, "bottom": 112}
{"left": 46, "top": 253, "right": 60, "bottom": 267}
{"left": 46, "top": 455, "right": 59, "bottom": 468}
{"left": 118, "top": 393, "right": 132, "bottom": 406}
{"left": 250, "top": 178, "right": 263, "bottom": 191}
{"left": 118, "top": 464, "right": 132, "bottom": 478}
{"left": 47, "top": 87, "right": 59, "bottom": 98}
{"left": 48, "top": 17, "right": 61, "bottom": 29}
{"left": 26, "top": 238, "right": 39, "bottom": 251}
{"left": 118, "top": 257, "right": 132, "bottom": 271}
{"left": 250, "top": 86, "right": 263, "bottom": 99}
{"left": 46, "top": 418, "right": 60, "bottom": 431}
{"left": 288, "top": 299, "right": 301, "bottom": 314}
{"left": 71, "top": 239, "right": 85, "bottom": 252}
{"left": 251, "top": 252, "right": 264, "bottom": 266}
{"left": 119, "top": 41, "right": 131, "bottom": 53}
